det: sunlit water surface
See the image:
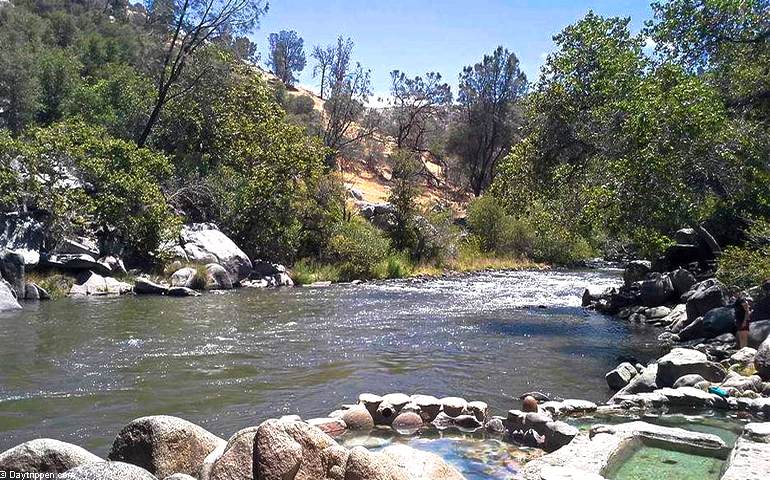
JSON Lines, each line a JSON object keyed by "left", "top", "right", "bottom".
{"left": 0, "top": 270, "right": 669, "bottom": 455}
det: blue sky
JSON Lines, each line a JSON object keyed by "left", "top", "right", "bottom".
{"left": 253, "top": 0, "right": 655, "bottom": 101}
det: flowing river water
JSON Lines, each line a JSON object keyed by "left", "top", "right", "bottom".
{"left": 0, "top": 269, "right": 668, "bottom": 458}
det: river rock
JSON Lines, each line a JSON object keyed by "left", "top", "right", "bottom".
{"left": 0, "top": 279, "right": 22, "bottom": 311}
{"left": 57, "top": 237, "right": 99, "bottom": 257}
{"left": 391, "top": 411, "right": 423, "bottom": 435}
{"left": 59, "top": 461, "right": 158, "bottom": 480}
{"left": 656, "top": 387, "right": 726, "bottom": 409}
{"left": 97, "top": 256, "right": 127, "bottom": 276}
{"left": 665, "top": 304, "right": 690, "bottom": 332}
{"left": 644, "top": 306, "right": 671, "bottom": 319}
{"left": 206, "top": 263, "right": 233, "bottom": 290}
{"left": 606, "top": 362, "right": 638, "bottom": 390}
{"left": 623, "top": 261, "right": 651, "bottom": 287}
{"left": 731, "top": 347, "right": 757, "bottom": 366}
{"left": 0, "top": 438, "right": 102, "bottom": 473}
{"left": 306, "top": 418, "right": 347, "bottom": 438}
{"left": 750, "top": 320, "right": 770, "bottom": 348}
{"left": 0, "top": 250, "right": 25, "bottom": 299}
{"left": 381, "top": 393, "right": 410, "bottom": 410}
{"left": 253, "top": 419, "right": 347, "bottom": 480}
{"left": 544, "top": 421, "right": 579, "bottom": 452}
{"left": 410, "top": 395, "right": 442, "bottom": 422}
{"left": 680, "top": 307, "right": 737, "bottom": 341}
{"left": 382, "top": 444, "right": 465, "bottom": 480}
{"left": 45, "top": 254, "right": 111, "bottom": 276}
{"left": 108, "top": 415, "right": 225, "bottom": 478}
{"left": 467, "top": 401, "right": 488, "bottom": 421}
{"left": 134, "top": 278, "right": 170, "bottom": 295}
{"left": 167, "top": 287, "right": 201, "bottom": 297}
{"left": 344, "top": 446, "right": 408, "bottom": 480}
{"left": 341, "top": 406, "right": 374, "bottom": 431}
{"left": 170, "top": 267, "right": 198, "bottom": 288}
{"left": 69, "top": 271, "right": 132, "bottom": 296}
{"left": 722, "top": 371, "right": 763, "bottom": 393}
{"left": 180, "top": 224, "right": 252, "bottom": 283}
{"left": 24, "top": 282, "right": 50, "bottom": 300}
{"left": 670, "top": 268, "right": 697, "bottom": 296}
{"left": 684, "top": 279, "right": 728, "bottom": 321}
{"left": 755, "top": 338, "right": 770, "bottom": 381}
{"left": 639, "top": 273, "right": 675, "bottom": 307}
{"left": 441, "top": 397, "right": 467, "bottom": 417}
{"left": 656, "top": 348, "right": 726, "bottom": 387}
{"left": 206, "top": 427, "right": 257, "bottom": 480}
{"left": 673, "top": 374, "right": 706, "bottom": 388}
{"left": 164, "top": 475, "right": 196, "bottom": 480}
{"left": 610, "top": 364, "right": 660, "bottom": 401}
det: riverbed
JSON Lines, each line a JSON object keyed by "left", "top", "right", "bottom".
{"left": 0, "top": 269, "right": 664, "bottom": 455}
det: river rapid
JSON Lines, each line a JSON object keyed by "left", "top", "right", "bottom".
{"left": 0, "top": 269, "right": 664, "bottom": 454}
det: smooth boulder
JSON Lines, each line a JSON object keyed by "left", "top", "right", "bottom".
{"left": 656, "top": 348, "right": 726, "bottom": 387}
{"left": 134, "top": 278, "right": 170, "bottom": 295}
{"left": 59, "top": 461, "right": 157, "bottom": 480}
{"left": 206, "top": 263, "right": 233, "bottom": 290}
{"left": 756, "top": 338, "right": 770, "bottom": 381}
{"left": 0, "top": 439, "right": 102, "bottom": 473}
{"left": 639, "top": 273, "right": 675, "bottom": 307}
{"left": 0, "top": 279, "right": 22, "bottom": 311}
{"left": 684, "top": 279, "right": 728, "bottom": 321}
{"left": 108, "top": 415, "right": 225, "bottom": 478}
{"left": 344, "top": 446, "right": 408, "bottom": 480}
{"left": 206, "top": 427, "right": 257, "bottom": 480}
{"left": 679, "top": 306, "right": 736, "bottom": 342}
{"left": 180, "top": 224, "right": 252, "bottom": 283}
{"left": 383, "top": 444, "right": 465, "bottom": 480}
{"left": 69, "top": 271, "right": 132, "bottom": 296}
{"left": 623, "top": 261, "right": 651, "bottom": 287}
{"left": 0, "top": 250, "right": 25, "bottom": 299}
{"left": 606, "top": 363, "right": 639, "bottom": 390}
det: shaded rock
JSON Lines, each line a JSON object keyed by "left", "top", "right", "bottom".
{"left": 665, "top": 304, "right": 690, "bottom": 333}
{"left": 639, "top": 273, "right": 675, "bottom": 307}
{"left": 684, "top": 279, "right": 728, "bottom": 322}
{"left": 606, "top": 362, "right": 638, "bottom": 391}
{"left": 0, "top": 250, "right": 25, "bottom": 298}
{"left": 673, "top": 374, "right": 706, "bottom": 388}
{"left": 108, "top": 415, "right": 225, "bottom": 478}
{"left": 180, "top": 224, "right": 252, "bottom": 283}
{"left": 344, "top": 446, "right": 407, "bottom": 480}
{"left": 410, "top": 395, "right": 442, "bottom": 422}
{"left": 24, "top": 282, "right": 50, "bottom": 300}
{"left": 45, "top": 254, "right": 110, "bottom": 276}
{"left": 206, "top": 263, "right": 233, "bottom": 290}
{"left": 207, "top": 427, "right": 257, "bottom": 480}
{"left": 467, "top": 401, "right": 488, "bottom": 422}
{"left": 170, "top": 268, "right": 197, "bottom": 288}
{"left": 656, "top": 387, "right": 726, "bottom": 409}
{"left": 134, "top": 278, "right": 169, "bottom": 295}
{"left": 342, "top": 406, "right": 374, "bottom": 431}
{"left": 544, "top": 421, "right": 579, "bottom": 452}
{"left": 623, "top": 261, "right": 651, "bottom": 287}
{"left": 670, "top": 268, "right": 697, "bottom": 296}
{"left": 440, "top": 397, "right": 467, "bottom": 417}
{"left": 680, "top": 307, "right": 737, "bottom": 342}
{"left": 391, "top": 412, "right": 423, "bottom": 435}
{"left": 167, "top": 287, "right": 201, "bottom": 297}
{"left": 250, "top": 261, "right": 285, "bottom": 278}
{"left": 755, "top": 338, "right": 770, "bottom": 381}
{"left": 0, "top": 212, "right": 47, "bottom": 265}
{"left": 610, "top": 364, "right": 660, "bottom": 402}
{"left": 749, "top": 320, "right": 770, "bottom": 348}
{"left": 452, "top": 415, "right": 483, "bottom": 430}
{"left": 0, "top": 438, "right": 102, "bottom": 473}
{"left": 57, "top": 237, "right": 99, "bottom": 258}
{"left": 98, "top": 256, "right": 127, "bottom": 276}
{"left": 644, "top": 306, "right": 671, "bottom": 319}
{"left": 253, "top": 419, "right": 346, "bottom": 480}
{"left": 59, "top": 461, "right": 158, "bottom": 480}
{"left": 722, "top": 372, "right": 762, "bottom": 393}
{"left": 69, "top": 271, "right": 132, "bottom": 296}
{"left": 656, "top": 348, "right": 726, "bottom": 387}
{"left": 382, "top": 444, "right": 465, "bottom": 480}
{"left": 0, "top": 279, "right": 22, "bottom": 311}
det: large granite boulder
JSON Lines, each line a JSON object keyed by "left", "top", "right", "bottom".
{"left": 170, "top": 267, "right": 199, "bottom": 289}
{"left": 0, "top": 279, "right": 22, "bottom": 311}
{"left": 382, "top": 444, "right": 465, "bottom": 479}
{"left": 134, "top": 278, "right": 169, "bottom": 295}
{"left": 755, "top": 338, "right": 770, "bottom": 381}
{"left": 683, "top": 279, "right": 728, "bottom": 322}
{"left": 623, "top": 261, "right": 651, "bottom": 287}
{"left": 252, "top": 419, "right": 348, "bottom": 480}
{"left": 678, "top": 306, "right": 736, "bottom": 341}
{"left": 750, "top": 320, "right": 770, "bottom": 348}
{"left": 59, "top": 461, "right": 157, "bottom": 479}
{"left": 670, "top": 268, "right": 696, "bottom": 296}
{"left": 639, "top": 273, "right": 675, "bottom": 307}
{"left": 656, "top": 348, "right": 726, "bottom": 387}
{"left": 205, "top": 426, "right": 257, "bottom": 480}
{"left": 344, "top": 447, "right": 408, "bottom": 480}
{"left": 0, "top": 250, "right": 25, "bottom": 299}
{"left": 605, "top": 363, "right": 638, "bottom": 391}
{"left": 108, "top": 415, "right": 225, "bottom": 478}
{"left": 180, "top": 224, "right": 252, "bottom": 282}
{"left": 0, "top": 439, "right": 102, "bottom": 473}
{"left": 205, "top": 263, "right": 233, "bottom": 290}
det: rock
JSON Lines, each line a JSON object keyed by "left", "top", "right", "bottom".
{"left": 134, "top": 278, "right": 169, "bottom": 295}
{"left": 485, "top": 417, "right": 506, "bottom": 434}
{"left": 623, "top": 261, "right": 651, "bottom": 287}
{"left": 644, "top": 306, "right": 671, "bottom": 319}
{"left": 606, "top": 362, "right": 639, "bottom": 390}
{"left": 680, "top": 307, "right": 737, "bottom": 341}
{"left": 45, "top": 254, "right": 111, "bottom": 276}
{"left": 467, "top": 401, "right": 488, "bottom": 421}
{"left": 108, "top": 415, "right": 225, "bottom": 478}
{"left": 722, "top": 372, "right": 763, "bottom": 393}
{"left": 207, "top": 427, "right": 257, "bottom": 480}
{"left": 391, "top": 412, "right": 423, "bottom": 435}
{"left": 656, "top": 387, "right": 726, "bottom": 409}
{"left": 670, "top": 268, "right": 697, "bottom": 296}
{"left": 0, "top": 250, "right": 25, "bottom": 299}
{"left": 97, "top": 256, "right": 127, "bottom": 276}
{"left": 440, "top": 397, "right": 467, "bottom": 417}
{"left": 170, "top": 267, "right": 198, "bottom": 288}
{"left": 180, "top": 224, "right": 252, "bottom": 283}
{"left": 750, "top": 319, "right": 770, "bottom": 348}
{"left": 24, "top": 282, "right": 50, "bottom": 300}
{"left": 639, "top": 273, "right": 675, "bottom": 307}
{"left": 731, "top": 347, "right": 757, "bottom": 366}
{"left": 59, "top": 461, "right": 158, "bottom": 480}
{"left": 755, "top": 338, "right": 770, "bottom": 381}
{"left": 167, "top": 287, "right": 201, "bottom": 297}
{"left": 344, "top": 446, "right": 408, "bottom": 480}
{"left": 610, "top": 364, "right": 660, "bottom": 400}
{"left": 684, "top": 279, "right": 728, "bottom": 322}
{"left": 57, "top": 237, "right": 99, "bottom": 257}
{"left": 722, "top": 423, "right": 770, "bottom": 480}
{"left": 165, "top": 475, "right": 196, "bottom": 480}
{"left": 0, "top": 279, "right": 22, "bottom": 311}
{"left": 544, "top": 421, "right": 579, "bottom": 452}
{"left": 452, "top": 415, "right": 483, "bottom": 429}
{"left": 0, "top": 438, "right": 102, "bottom": 473}
{"left": 382, "top": 444, "right": 465, "bottom": 480}
{"left": 665, "top": 304, "right": 690, "bottom": 332}
{"left": 342, "top": 406, "right": 374, "bottom": 431}
{"left": 656, "top": 348, "right": 726, "bottom": 387}
{"left": 0, "top": 212, "right": 47, "bottom": 265}
{"left": 673, "top": 374, "right": 706, "bottom": 388}
{"left": 206, "top": 264, "right": 233, "bottom": 290}
{"left": 251, "top": 260, "right": 285, "bottom": 278}
{"left": 306, "top": 418, "right": 347, "bottom": 439}
{"left": 410, "top": 395, "right": 442, "bottom": 422}
{"left": 253, "top": 419, "right": 347, "bottom": 480}
{"left": 69, "top": 271, "right": 132, "bottom": 296}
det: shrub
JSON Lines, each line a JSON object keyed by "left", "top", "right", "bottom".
{"left": 325, "top": 219, "right": 390, "bottom": 281}
{"left": 290, "top": 259, "right": 341, "bottom": 285}
{"left": 384, "top": 253, "right": 412, "bottom": 279}
{"left": 467, "top": 195, "right": 536, "bottom": 257}
{"left": 25, "top": 272, "right": 74, "bottom": 299}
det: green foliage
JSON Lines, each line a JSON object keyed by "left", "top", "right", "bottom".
{"left": 385, "top": 253, "right": 413, "bottom": 279}
{"left": 289, "top": 259, "right": 342, "bottom": 285}
{"left": 325, "top": 218, "right": 390, "bottom": 281}
{"left": 717, "top": 219, "right": 770, "bottom": 289}
{"left": 25, "top": 272, "right": 74, "bottom": 300}
{"left": 388, "top": 150, "right": 421, "bottom": 253}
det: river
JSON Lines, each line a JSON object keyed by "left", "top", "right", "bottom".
{"left": 0, "top": 269, "right": 664, "bottom": 455}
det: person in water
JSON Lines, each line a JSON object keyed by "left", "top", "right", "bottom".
{"left": 735, "top": 296, "right": 753, "bottom": 349}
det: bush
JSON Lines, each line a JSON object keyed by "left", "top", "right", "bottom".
{"left": 718, "top": 245, "right": 770, "bottom": 290}
{"left": 325, "top": 219, "right": 390, "bottom": 281}
{"left": 290, "top": 259, "right": 341, "bottom": 285}
{"left": 384, "top": 253, "right": 412, "bottom": 279}
{"left": 467, "top": 195, "right": 535, "bottom": 257}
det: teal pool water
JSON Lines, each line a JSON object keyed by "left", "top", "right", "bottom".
{"left": 609, "top": 446, "right": 724, "bottom": 480}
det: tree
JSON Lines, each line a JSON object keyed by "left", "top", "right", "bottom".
{"left": 449, "top": 46, "right": 527, "bottom": 196}
{"left": 267, "top": 30, "right": 306, "bottom": 86}
{"left": 311, "top": 43, "right": 334, "bottom": 99}
{"left": 136, "top": 0, "right": 268, "bottom": 147}
{"left": 388, "top": 70, "right": 452, "bottom": 152}
{"left": 320, "top": 36, "right": 375, "bottom": 167}
{"left": 388, "top": 150, "right": 421, "bottom": 253}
